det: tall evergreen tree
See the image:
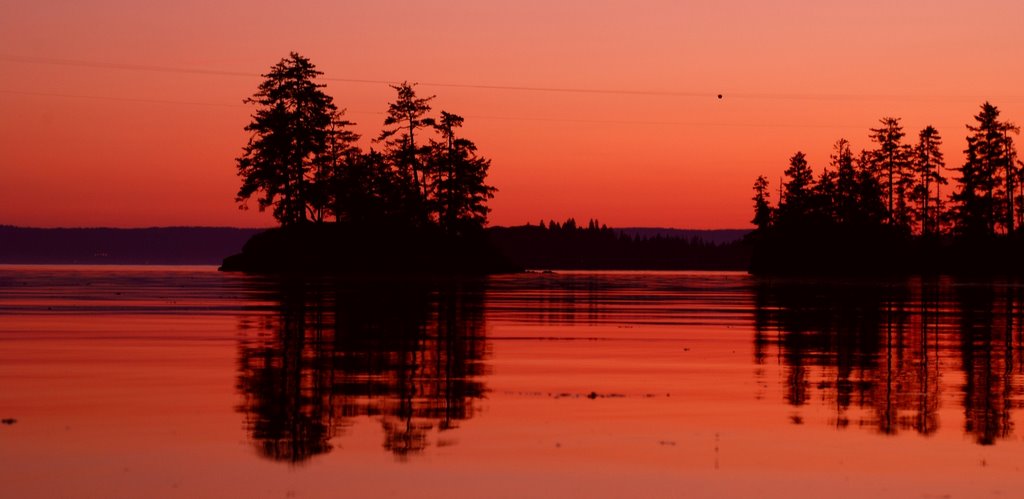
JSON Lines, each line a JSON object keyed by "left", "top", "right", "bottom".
{"left": 831, "top": 139, "right": 858, "bottom": 224}
{"left": 751, "top": 175, "right": 773, "bottom": 231}
{"left": 952, "top": 102, "right": 1017, "bottom": 236}
{"left": 428, "top": 111, "right": 496, "bottom": 233}
{"left": 911, "top": 126, "right": 947, "bottom": 236}
{"left": 814, "top": 166, "right": 839, "bottom": 221}
{"left": 997, "top": 124, "right": 1020, "bottom": 235}
{"left": 777, "top": 151, "right": 815, "bottom": 226}
{"left": 377, "top": 82, "right": 436, "bottom": 202}
{"left": 236, "top": 53, "right": 337, "bottom": 227}
{"left": 853, "top": 149, "right": 890, "bottom": 228}
{"left": 311, "top": 109, "right": 360, "bottom": 223}
{"left": 868, "top": 117, "right": 911, "bottom": 229}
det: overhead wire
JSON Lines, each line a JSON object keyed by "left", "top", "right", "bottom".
{"left": 0, "top": 89, "right": 879, "bottom": 129}
{"left": 9, "top": 54, "right": 1016, "bottom": 102}
{"left": 0, "top": 54, "right": 715, "bottom": 98}
{"left": 1, "top": 54, "right": 1018, "bottom": 130}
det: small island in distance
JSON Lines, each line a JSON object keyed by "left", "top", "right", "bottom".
{"left": 220, "top": 52, "right": 513, "bottom": 275}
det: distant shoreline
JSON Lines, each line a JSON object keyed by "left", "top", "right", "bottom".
{"left": 0, "top": 224, "right": 751, "bottom": 269}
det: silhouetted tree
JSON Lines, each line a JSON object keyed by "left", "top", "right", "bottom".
{"left": 236, "top": 53, "right": 338, "bottom": 226}
{"left": 831, "top": 139, "right": 858, "bottom": 224}
{"left": 776, "top": 151, "right": 815, "bottom": 226}
{"left": 853, "top": 149, "right": 890, "bottom": 228}
{"left": 311, "top": 109, "right": 360, "bottom": 223}
{"left": 868, "top": 117, "right": 911, "bottom": 229}
{"left": 952, "top": 103, "right": 1018, "bottom": 237}
{"left": 911, "top": 126, "right": 947, "bottom": 236}
{"left": 751, "top": 175, "right": 773, "bottom": 231}
{"left": 377, "top": 82, "right": 436, "bottom": 205}
{"left": 814, "top": 165, "right": 839, "bottom": 221}
{"left": 428, "top": 111, "right": 496, "bottom": 234}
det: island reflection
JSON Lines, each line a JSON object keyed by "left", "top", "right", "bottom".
{"left": 754, "top": 277, "right": 1024, "bottom": 444}
{"left": 235, "top": 277, "right": 489, "bottom": 463}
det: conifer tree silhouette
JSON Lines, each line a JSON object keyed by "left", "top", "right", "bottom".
{"left": 236, "top": 53, "right": 338, "bottom": 226}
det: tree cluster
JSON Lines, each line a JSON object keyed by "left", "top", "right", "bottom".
{"left": 236, "top": 53, "right": 494, "bottom": 236}
{"left": 749, "top": 102, "right": 1023, "bottom": 274}
{"left": 754, "top": 103, "right": 1021, "bottom": 238}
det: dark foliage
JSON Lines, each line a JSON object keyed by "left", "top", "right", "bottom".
{"left": 236, "top": 58, "right": 495, "bottom": 234}
{"left": 229, "top": 55, "right": 500, "bottom": 274}
{"left": 749, "top": 102, "right": 1024, "bottom": 276}
{"left": 236, "top": 53, "right": 339, "bottom": 226}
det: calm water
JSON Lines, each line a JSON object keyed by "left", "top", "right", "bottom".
{"left": 1, "top": 266, "right": 1023, "bottom": 497}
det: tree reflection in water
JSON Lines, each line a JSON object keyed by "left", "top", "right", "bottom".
{"left": 754, "top": 277, "right": 1024, "bottom": 444}
{"left": 235, "top": 277, "right": 488, "bottom": 463}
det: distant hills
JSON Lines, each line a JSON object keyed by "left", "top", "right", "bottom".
{"left": 0, "top": 225, "right": 751, "bottom": 268}
{"left": 0, "top": 226, "right": 263, "bottom": 265}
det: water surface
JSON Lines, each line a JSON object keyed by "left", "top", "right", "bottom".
{"left": 1, "top": 266, "right": 1022, "bottom": 497}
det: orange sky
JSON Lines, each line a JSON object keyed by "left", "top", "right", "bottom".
{"left": 2, "top": 1, "right": 1023, "bottom": 229}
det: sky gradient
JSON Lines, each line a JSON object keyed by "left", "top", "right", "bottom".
{"left": 2, "top": 0, "right": 1023, "bottom": 228}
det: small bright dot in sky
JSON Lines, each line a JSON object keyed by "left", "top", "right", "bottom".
{"left": 717, "top": 94, "right": 723, "bottom": 99}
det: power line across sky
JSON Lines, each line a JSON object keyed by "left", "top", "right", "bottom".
{"left": 0, "top": 54, "right": 1014, "bottom": 133}
{"left": 3, "top": 53, "right": 1019, "bottom": 103}
{"left": 0, "top": 88, "right": 872, "bottom": 130}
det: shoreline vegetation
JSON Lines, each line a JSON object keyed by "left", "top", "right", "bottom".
{"left": 748, "top": 103, "right": 1024, "bottom": 276}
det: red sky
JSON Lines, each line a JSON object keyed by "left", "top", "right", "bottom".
{"left": 2, "top": 1, "right": 1023, "bottom": 229}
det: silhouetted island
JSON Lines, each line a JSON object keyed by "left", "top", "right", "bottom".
{"left": 748, "top": 103, "right": 1024, "bottom": 276}
{"left": 222, "top": 53, "right": 513, "bottom": 275}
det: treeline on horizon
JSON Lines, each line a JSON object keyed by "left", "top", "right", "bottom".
{"left": 490, "top": 218, "right": 750, "bottom": 270}
{"left": 749, "top": 102, "right": 1023, "bottom": 275}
